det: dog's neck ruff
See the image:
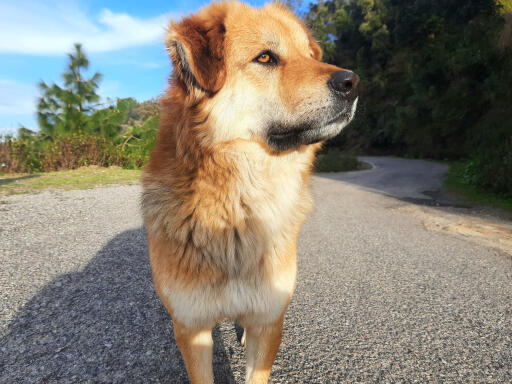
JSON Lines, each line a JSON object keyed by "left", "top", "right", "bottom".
{"left": 142, "top": 127, "right": 314, "bottom": 281}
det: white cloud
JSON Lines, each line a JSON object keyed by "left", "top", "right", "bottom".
{"left": 0, "top": 0, "right": 172, "bottom": 55}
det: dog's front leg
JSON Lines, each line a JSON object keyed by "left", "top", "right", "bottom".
{"left": 242, "top": 313, "right": 285, "bottom": 384}
{"left": 173, "top": 320, "right": 214, "bottom": 384}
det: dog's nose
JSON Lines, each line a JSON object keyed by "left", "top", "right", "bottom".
{"left": 328, "top": 70, "right": 359, "bottom": 100}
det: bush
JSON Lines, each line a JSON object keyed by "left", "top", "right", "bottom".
{"left": 474, "top": 138, "right": 512, "bottom": 196}
{"left": 315, "top": 150, "right": 367, "bottom": 172}
{"left": 1, "top": 132, "right": 156, "bottom": 174}
{"left": 40, "top": 135, "right": 123, "bottom": 171}
{"left": 1, "top": 137, "right": 42, "bottom": 173}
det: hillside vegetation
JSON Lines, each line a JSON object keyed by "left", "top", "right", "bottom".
{"left": 1, "top": 44, "right": 158, "bottom": 173}
{"left": 306, "top": 0, "right": 512, "bottom": 196}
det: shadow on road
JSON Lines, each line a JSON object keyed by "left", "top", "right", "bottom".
{"left": 0, "top": 228, "right": 237, "bottom": 383}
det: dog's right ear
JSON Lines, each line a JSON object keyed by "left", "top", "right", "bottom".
{"left": 165, "top": 6, "right": 227, "bottom": 95}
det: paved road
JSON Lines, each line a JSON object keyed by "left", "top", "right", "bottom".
{"left": 324, "top": 156, "right": 458, "bottom": 205}
{"left": 1, "top": 158, "right": 511, "bottom": 383}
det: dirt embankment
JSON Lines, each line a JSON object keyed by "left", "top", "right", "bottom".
{"left": 401, "top": 205, "right": 512, "bottom": 256}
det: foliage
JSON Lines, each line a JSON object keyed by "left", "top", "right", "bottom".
{"left": 281, "top": 0, "right": 304, "bottom": 12}
{"left": 305, "top": 0, "right": 512, "bottom": 196}
{"left": 467, "top": 138, "right": 512, "bottom": 195}
{"left": 2, "top": 100, "right": 158, "bottom": 173}
{"left": 38, "top": 43, "right": 102, "bottom": 137}
{"left": 445, "top": 161, "right": 512, "bottom": 211}
{"left": 87, "top": 98, "right": 137, "bottom": 139}
{"left": 1, "top": 94, "right": 160, "bottom": 173}
{"left": 0, "top": 135, "right": 42, "bottom": 173}
{"left": 1, "top": 114, "right": 159, "bottom": 174}
{"left": 0, "top": 43, "right": 161, "bottom": 175}
{"left": 315, "top": 149, "right": 369, "bottom": 172}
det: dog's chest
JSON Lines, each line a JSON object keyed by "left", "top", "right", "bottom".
{"left": 189, "top": 163, "right": 305, "bottom": 278}
{"left": 168, "top": 154, "right": 309, "bottom": 326}
{"left": 145, "top": 148, "right": 313, "bottom": 326}
{"left": 210, "top": 152, "right": 310, "bottom": 270}
{"left": 165, "top": 269, "right": 296, "bottom": 327}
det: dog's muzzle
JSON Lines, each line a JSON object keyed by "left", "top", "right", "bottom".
{"left": 266, "top": 71, "right": 359, "bottom": 151}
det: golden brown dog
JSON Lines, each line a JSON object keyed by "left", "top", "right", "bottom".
{"left": 141, "top": 2, "right": 358, "bottom": 383}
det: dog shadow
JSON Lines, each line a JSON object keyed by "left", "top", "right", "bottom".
{"left": 0, "top": 228, "right": 237, "bottom": 383}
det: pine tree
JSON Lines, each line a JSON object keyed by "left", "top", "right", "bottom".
{"left": 37, "top": 43, "right": 102, "bottom": 137}
{"left": 37, "top": 82, "right": 64, "bottom": 138}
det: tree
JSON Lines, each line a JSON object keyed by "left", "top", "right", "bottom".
{"left": 37, "top": 43, "right": 102, "bottom": 137}
{"left": 280, "top": 0, "right": 303, "bottom": 12}
{"left": 87, "top": 98, "right": 138, "bottom": 139}
{"left": 305, "top": 0, "right": 512, "bottom": 195}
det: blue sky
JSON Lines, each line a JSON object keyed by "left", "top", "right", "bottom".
{"left": 0, "top": 0, "right": 279, "bottom": 135}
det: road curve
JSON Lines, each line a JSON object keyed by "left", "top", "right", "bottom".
{"left": 323, "top": 156, "right": 454, "bottom": 203}
{"left": 1, "top": 159, "right": 510, "bottom": 383}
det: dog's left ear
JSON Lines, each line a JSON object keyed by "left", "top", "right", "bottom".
{"left": 165, "top": 6, "right": 227, "bottom": 94}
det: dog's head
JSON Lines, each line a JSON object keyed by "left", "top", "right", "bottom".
{"left": 166, "top": 1, "right": 358, "bottom": 151}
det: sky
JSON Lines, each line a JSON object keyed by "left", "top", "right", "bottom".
{"left": 0, "top": 0, "right": 275, "bottom": 135}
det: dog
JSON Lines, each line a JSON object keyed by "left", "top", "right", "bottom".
{"left": 141, "top": 2, "right": 358, "bottom": 383}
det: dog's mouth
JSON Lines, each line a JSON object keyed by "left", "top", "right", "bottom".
{"left": 266, "top": 101, "right": 357, "bottom": 151}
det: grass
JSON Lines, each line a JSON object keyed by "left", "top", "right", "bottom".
{"left": 444, "top": 162, "right": 512, "bottom": 212}
{"left": 0, "top": 151, "right": 368, "bottom": 197}
{"left": 315, "top": 150, "right": 370, "bottom": 173}
{"left": 0, "top": 166, "right": 141, "bottom": 196}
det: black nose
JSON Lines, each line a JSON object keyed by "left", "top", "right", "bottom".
{"left": 328, "top": 70, "right": 359, "bottom": 100}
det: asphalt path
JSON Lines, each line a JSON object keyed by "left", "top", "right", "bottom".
{"left": 1, "top": 158, "right": 510, "bottom": 383}
{"left": 324, "top": 156, "right": 456, "bottom": 204}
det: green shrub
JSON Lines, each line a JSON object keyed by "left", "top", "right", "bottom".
{"left": 315, "top": 150, "right": 367, "bottom": 172}
{"left": 1, "top": 136, "right": 42, "bottom": 173}
{"left": 460, "top": 137, "right": 512, "bottom": 197}
{"left": 1, "top": 132, "right": 154, "bottom": 174}
{"left": 476, "top": 138, "right": 512, "bottom": 196}
{"left": 39, "top": 135, "right": 122, "bottom": 171}
{"left": 463, "top": 158, "right": 482, "bottom": 186}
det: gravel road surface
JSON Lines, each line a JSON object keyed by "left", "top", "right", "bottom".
{"left": 1, "top": 158, "right": 511, "bottom": 383}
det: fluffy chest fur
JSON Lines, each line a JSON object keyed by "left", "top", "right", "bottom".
{"left": 142, "top": 142, "right": 314, "bottom": 280}
{"left": 142, "top": 142, "right": 315, "bottom": 326}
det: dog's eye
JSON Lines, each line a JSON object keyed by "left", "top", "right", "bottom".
{"left": 254, "top": 51, "right": 278, "bottom": 65}
{"left": 258, "top": 54, "right": 270, "bottom": 63}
